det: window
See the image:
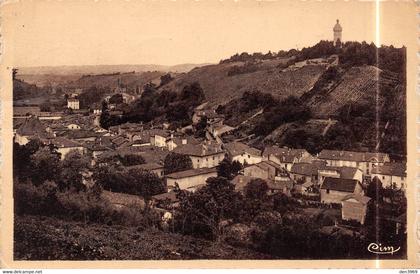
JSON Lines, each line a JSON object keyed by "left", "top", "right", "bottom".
{"left": 213, "top": 156, "right": 215, "bottom": 160}
{"left": 326, "top": 189, "right": 330, "bottom": 194}
{"left": 248, "top": 155, "right": 250, "bottom": 158}
{"left": 382, "top": 176, "right": 385, "bottom": 180}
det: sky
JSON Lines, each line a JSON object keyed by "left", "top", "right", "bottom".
{"left": 1, "top": 0, "right": 415, "bottom": 67}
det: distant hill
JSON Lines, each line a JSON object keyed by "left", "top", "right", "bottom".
{"left": 17, "top": 63, "right": 211, "bottom": 76}
{"left": 65, "top": 71, "right": 166, "bottom": 90}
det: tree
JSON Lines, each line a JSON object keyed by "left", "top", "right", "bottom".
{"left": 30, "top": 146, "right": 61, "bottom": 186}
{"left": 244, "top": 179, "right": 269, "bottom": 200}
{"left": 163, "top": 152, "right": 193, "bottom": 174}
{"left": 12, "top": 68, "right": 18, "bottom": 80}
{"left": 60, "top": 150, "right": 91, "bottom": 191}
{"left": 109, "top": 93, "right": 124, "bottom": 105}
{"left": 217, "top": 155, "right": 243, "bottom": 180}
{"left": 119, "top": 154, "right": 145, "bottom": 166}
{"left": 367, "top": 176, "right": 383, "bottom": 202}
{"left": 174, "top": 176, "right": 241, "bottom": 240}
{"left": 237, "top": 179, "right": 273, "bottom": 223}
{"left": 125, "top": 168, "right": 165, "bottom": 210}
{"left": 13, "top": 139, "right": 43, "bottom": 181}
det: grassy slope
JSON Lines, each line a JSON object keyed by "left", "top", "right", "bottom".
{"left": 14, "top": 215, "right": 271, "bottom": 260}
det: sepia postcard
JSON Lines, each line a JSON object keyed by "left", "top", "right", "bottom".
{"left": 0, "top": 0, "right": 419, "bottom": 269}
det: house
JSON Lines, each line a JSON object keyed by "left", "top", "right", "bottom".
{"left": 149, "top": 130, "right": 172, "bottom": 148}
{"left": 173, "top": 143, "right": 225, "bottom": 169}
{"left": 192, "top": 106, "right": 223, "bottom": 125}
{"left": 320, "top": 177, "right": 364, "bottom": 204}
{"left": 243, "top": 160, "right": 287, "bottom": 181}
{"left": 294, "top": 181, "right": 316, "bottom": 195}
{"left": 110, "top": 136, "right": 129, "bottom": 148}
{"left": 318, "top": 149, "right": 390, "bottom": 176}
{"left": 47, "top": 137, "right": 85, "bottom": 160}
{"left": 209, "top": 124, "right": 235, "bottom": 138}
{"left": 67, "top": 98, "right": 80, "bottom": 110}
{"left": 91, "top": 103, "right": 102, "bottom": 115}
{"left": 290, "top": 160, "right": 327, "bottom": 185}
{"left": 63, "top": 129, "right": 99, "bottom": 143}
{"left": 66, "top": 123, "right": 81, "bottom": 130}
{"left": 165, "top": 135, "right": 197, "bottom": 151}
{"left": 267, "top": 177, "right": 294, "bottom": 196}
{"left": 318, "top": 166, "right": 363, "bottom": 186}
{"left": 224, "top": 142, "right": 262, "bottom": 165}
{"left": 84, "top": 142, "right": 109, "bottom": 164}
{"left": 15, "top": 116, "right": 53, "bottom": 145}
{"left": 166, "top": 167, "right": 217, "bottom": 191}
{"left": 125, "top": 162, "right": 164, "bottom": 178}
{"left": 262, "top": 146, "right": 313, "bottom": 171}
{"left": 371, "top": 162, "right": 407, "bottom": 190}
{"left": 341, "top": 194, "right": 371, "bottom": 225}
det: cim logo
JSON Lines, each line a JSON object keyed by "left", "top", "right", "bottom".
{"left": 367, "top": 242, "right": 400, "bottom": 255}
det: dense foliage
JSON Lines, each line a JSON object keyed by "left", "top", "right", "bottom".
{"left": 163, "top": 152, "right": 193, "bottom": 175}
{"left": 100, "top": 82, "right": 206, "bottom": 129}
{"left": 252, "top": 96, "right": 312, "bottom": 136}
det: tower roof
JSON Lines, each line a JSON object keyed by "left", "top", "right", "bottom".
{"left": 333, "top": 19, "right": 342, "bottom": 32}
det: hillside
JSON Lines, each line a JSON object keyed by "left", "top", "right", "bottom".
{"left": 303, "top": 65, "right": 403, "bottom": 117}
{"left": 67, "top": 71, "right": 166, "bottom": 90}
{"left": 15, "top": 215, "right": 270, "bottom": 260}
{"left": 159, "top": 58, "right": 327, "bottom": 106}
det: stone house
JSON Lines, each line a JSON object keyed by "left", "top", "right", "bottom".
{"left": 317, "top": 149, "right": 390, "bottom": 176}
{"left": 320, "top": 177, "right": 364, "bottom": 204}
{"left": 290, "top": 160, "right": 327, "bottom": 185}
{"left": 67, "top": 98, "right": 80, "bottom": 110}
{"left": 47, "top": 137, "right": 85, "bottom": 160}
{"left": 15, "top": 116, "right": 53, "bottom": 145}
{"left": 371, "top": 162, "right": 407, "bottom": 191}
{"left": 224, "top": 142, "right": 262, "bottom": 165}
{"left": 166, "top": 167, "right": 218, "bottom": 191}
{"left": 317, "top": 166, "right": 363, "bottom": 186}
{"left": 262, "top": 146, "right": 313, "bottom": 171}
{"left": 341, "top": 194, "right": 371, "bottom": 225}
{"left": 243, "top": 160, "right": 287, "bottom": 181}
{"left": 173, "top": 143, "right": 225, "bottom": 169}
